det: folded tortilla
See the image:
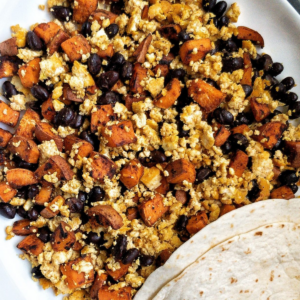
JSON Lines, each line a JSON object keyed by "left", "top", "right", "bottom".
{"left": 135, "top": 199, "right": 300, "bottom": 300}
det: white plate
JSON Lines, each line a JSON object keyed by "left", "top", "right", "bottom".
{"left": 0, "top": 0, "right": 300, "bottom": 299}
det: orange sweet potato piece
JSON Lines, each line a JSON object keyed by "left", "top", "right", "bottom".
{"left": 106, "top": 262, "right": 130, "bottom": 281}
{"left": 129, "top": 63, "right": 147, "bottom": 94}
{"left": 237, "top": 26, "right": 265, "bottom": 48}
{"left": 138, "top": 193, "right": 169, "bottom": 227}
{"left": 91, "top": 9, "right": 117, "bottom": 25}
{"left": 34, "top": 22, "right": 61, "bottom": 44}
{"left": 231, "top": 124, "right": 250, "bottom": 135}
{"left": 41, "top": 97, "right": 56, "bottom": 122}
{"left": 270, "top": 186, "right": 294, "bottom": 200}
{"left": 153, "top": 64, "right": 169, "bottom": 77}
{"left": 18, "top": 58, "right": 41, "bottom": 88}
{"left": 96, "top": 44, "right": 114, "bottom": 59}
{"left": 188, "top": 79, "right": 225, "bottom": 113}
{"left": 0, "top": 182, "right": 17, "bottom": 203}
{"left": 186, "top": 211, "right": 208, "bottom": 234}
{"left": 16, "top": 108, "right": 40, "bottom": 139}
{"left": 90, "top": 273, "right": 108, "bottom": 299}
{"left": 157, "top": 249, "right": 172, "bottom": 266}
{"left": 250, "top": 98, "right": 270, "bottom": 122}
{"left": 179, "top": 39, "right": 212, "bottom": 65}
{"left": 0, "top": 56, "right": 21, "bottom": 79}
{"left": 87, "top": 205, "right": 124, "bottom": 230}
{"left": 61, "top": 35, "right": 91, "bottom": 62}
{"left": 35, "top": 122, "right": 63, "bottom": 151}
{"left": 73, "top": 0, "right": 98, "bottom": 24}
{"left": 214, "top": 125, "right": 231, "bottom": 147}
{"left": 160, "top": 52, "right": 175, "bottom": 65}
{"left": 175, "top": 190, "right": 188, "bottom": 205}
{"left": 220, "top": 204, "right": 236, "bottom": 216}
{"left": 51, "top": 221, "right": 76, "bottom": 251}
{"left": 155, "top": 176, "right": 170, "bottom": 195}
{"left": 241, "top": 52, "right": 252, "bottom": 86}
{"left": 285, "top": 141, "right": 300, "bottom": 168}
{"left": 60, "top": 256, "right": 95, "bottom": 290}
{"left": 64, "top": 135, "right": 94, "bottom": 160}
{"left": 17, "top": 234, "right": 44, "bottom": 256}
{"left": 165, "top": 158, "right": 196, "bottom": 184}
{"left": 102, "top": 120, "right": 137, "bottom": 147}
{"left": 120, "top": 159, "right": 144, "bottom": 189}
{"left": 0, "top": 38, "right": 17, "bottom": 56}
{"left": 141, "top": 5, "right": 149, "bottom": 20}
{"left": 12, "top": 220, "right": 37, "bottom": 236}
{"left": 133, "top": 34, "right": 152, "bottom": 63}
{"left": 126, "top": 207, "right": 139, "bottom": 221}
{"left": 7, "top": 136, "right": 40, "bottom": 164}
{"left": 7, "top": 169, "right": 38, "bottom": 189}
{"left": 0, "top": 100, "right": 20, "bottom": 127}
{"left": 63, "top": 84, "right": 83, "bottom": 103}
{"left": 125, "top": 95, "right": 145, "bottom": 111}
{"left": 0, "top": 128, "right": 12, "bottom": 147}
{"left": 229, "top": 150, "right": 248, "bottom": 177}
{"left": 47, "top": 29, "right": 70, "bottom": 55}
{"left": 154, "top": 78, "right": 181, "bottom": 109}
{"left": 91, "top": 104, "right": 116, "bottom": 133}
{"left": 253, "top": 122, "right": 287, "bottom": 149}
{"left": 159, "top": 24, "right": 181, "bottom": 41}
{"left": 35, "top": 186, "right": 53, "bottom": 205}
{"left": 98, "top": 286, "right": 132, "bottom": 300}
{"left": 40, "top": 196, "right": 65, "bottom": 219}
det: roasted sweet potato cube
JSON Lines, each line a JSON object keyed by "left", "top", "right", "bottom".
{"left": 64, "top": 135, "right": 94, "bottom": 160}
{"left": 35, "top": 186, "right": 53, "bottom": 205}
{"left": 188, "top": 79, "right": 225, "bottom": 113}
{"left": 153, "top": 64, "right": 169, "bottom": 77}
{"left": 0, "top": 56, "right": 21, "bottom": 79}
{"left": 214, "top": 125, "right": 231, "bottom": 147}
{"left": 253, "top": 122, "right": 287, "bottom": 149}
{"left": 91, "top": 9, "right": 117, "bottom": 25}
{"left": 35, "top": 122, "right": 63, "bottom": 151}
{"left": 179, "top": 39, "right": 212, "bottom": 65}
{"left": 186, "top": 211, "right": 208, "bottom": 234}
{"left": 231, "top": 124, "right": 250, "bottom": 135}
{"left": 220, "top": 204, "right": 236, "bottom": 216}
{"left": 90, "top": 273, "right": 108, "bottom": 299}
{"left": 91, "top": 104, "right": 116, "bottom": 133}
{"left": 160, "top": 52, "right": 175, "bottom": 65}
{"left": 154, "top": 78, "right": 181, "bottom": 109}
{"left": 157, "top": 249, "right": 172, "bottom": 266}
{"left": 87, "top": 205, "right": 124, "bottom": 230}
{"left": 17, "top": 234, "right": 44, "bottom": 256}
{"left": 7, "top": 169, "right": 38, "bottom": 189}
{"left": 129, "top": 63, "right": 147, "bottom": 94}
{"left": 120, "top": 159, "right": 144, "bottom": 189}
{"left": 34, "top": 22, "right": 60, "bottom": 44}
{"left": 165, "top": 158, "right": 196, "bottom": 184}
{"left": 175, "top": 190, "right": 188, "bottom": 205}
{"left": 141, "top": 5, "right": 149, "bottom": 20}
{"left": 41, "top": 97, "right": 56, "bottom": 122}
{"left": 47, "top": 30, "right": 70, "bottom": 55}
{"left": 270, "top": 186, "right": 294, "bottom": 200}
{"left": 61, "top": 35, "right": 91, "bottom": 62}
{"left": 12, "top": 220, "right": 37, "bottom": 236}
{"left": 0, "top": 100, "right": 20, "bottom": 127}
{"left": 51, "top": 221, "right": 76, "bottom": 251}
{"left": 237, "top": 26, "right": 265, "bottom": 48}
{"left": 0, "top": 38, "right": 17, "bottom": 56}
{"left": 90, "top": 152, "right": 117, "bottom": 182}
{"left": 41, "top": 196, "right": 65, "bottom": 219}
{"left": 138, "top": 194, "right": 169, "bottom": 227}
{"left": 159, "top": 24, "right": 181, "bottom": 41}
{"left": 73, "top": 0, "right": 98, "bottom": 23}
{"left": 125, "top": 95, "right": 145, "bottom": 111}
{"left": 229, "top": 150, "right": 248, "bottom": 177}
{"left": 285, "top": 141, "right": 300, "bottom": 168}
{"left": 0, "top": 128, "right": 12, "bottom": 147}
{"left": 18, "top": 58, "right": 41, "bottom": 88}
{"left": 0, "top": 182, "right": 17, "bottom": 203}
{"left": 96, "top": 44, "right": 114, "bottom": 59}
{"left": 98, "top": 286, "right": 132, "bottom": 300}
{"left": 241, "top": 52, "right": 252, "bottom": 86}
{"left": 16, "top": 108, "right": 40, "bottom": 139}
{"left": 63, "top": 84, "right": 83, "bottom": 103}
{"left": 60, "top": 256, "right": 95, "bottom": 290}
{"left": 126, "top": 207, "right": 139, "bottom": 221}
{"left": 155, "top": 176, "right": 170, "bottom": 195}
{"left": 102, "top": 120, "right": 137, "bottom": 147}
{"left": 106, "top": 262, "right": 130, "bottom": 281}
{"left": 250, "top": 98, "right": 270, "bottom": 122}
{"left": 133, "top": 34, "right": 152, "bottom": 63}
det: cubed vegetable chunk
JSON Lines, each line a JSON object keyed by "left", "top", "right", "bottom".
{"left": 186, "top": 211, "right": 208, "bottom": 234}
{"left": 61, "top": 35, "right": 91, "bottom": 62}
{"left": 229, "top": 150, "right": 248, "bottom": 177}
{"left": 270, "top": 186, "right": 294, "bottom": 200}
{"left": 179, "top": 39, "right": 212, "bottom": 64}
{"left": 73, "top": 0, "right": 98, "bottom": 24}
{"left": 16, "top": 108, "right": 40, "bottom": 139}
{"left": 241, "top": 52, "right": 252, "bottom": 86}
{"left": 0, "top": 182, "right": 17, "bottom": 203}
{"left": 18, "top": 58, "right": 41, "bottom": 88}
{"left": 12, "top": 220, "right": 37, "bottom": 236}
{"left": 214, "top": 125, "right": 231, "bottom": 147}
{"left": 40, "top": 196, "right": 65, "bottom": 219}
{"left": 91, "top": 104, "right": 116, "bottom": 133}
{"left": 133, "top": 34, "right": 152, "bottom": 63}
{"left": 105, "top": 262, "right": 130, "bottom": 281}
{"left": 0, "top": 38, "right": 17, "bottom": 56}
{"left": 34, "top": 22, "right": 61, "bottom": 44}
{"left": 51, "top": 221, "right": 76, "bottom": 251}
{"left": 17, "top": 234, "right": 44, "bottom": 256}
{"left": 0, "top": 56, "right": 21, "bottom": 79}
{"left": 165, "top": 158, "right": 196, "bottom": 184}
{"left": 237, "top": 26, "right": 265, "bottom": 48}
{"left": 7, "top": 169, "right": 38, "bottom": 189}
{"left": 0, "top": 128, "right": 12, "bottom": 147}
{"left": 120, "top": 159, "right": 144, "bottom": 189}
{"left": 98, "top": 286, "right": 132, "bottom": 300}
{"left": 129, "top": 63, "right": 147, "bottom": 94}
{"left": 285, "top": 141, "right": 300, "bottom": 168}
{"left": 250, "top": 98, "right": 270, "bottom": 122}
{"left": 35, "top": 122, "right": 63, "bottom": 151}
{"left": 0, "top": 100, "right": 20, "bottom": 127}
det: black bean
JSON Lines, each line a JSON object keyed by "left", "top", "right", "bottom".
{"left": 271, "top": 83, "right": 286, "bottom": 100}
{"left": 31, "top": 266, "right": 44, "bottom": 279}
{"left": 257, "top": 54, "right": 273, "bottom": 71}
{"left": 175, "top": 215, "right": 188, "bottom": 231}
{"left": 66, "top": 197, "right": 84, "bottom": 213}
{"left": 252, "top": 69, "right": 259, "bottom": 84}
{"left": 2, "top": 81, "right": 18, "bottom": 99}
{"left": 88, "top": 186, "right": 105, "bottom": 203}
{"left": 111, "top": 1, "right": 124, "bottom": 15}
{"left": 105, "top": 24, "right": 119, "bottom": 39}
{"left": 212, "top": 17, "right": 218, "bottom": 28}
{"left": 31, "top": 85, "right": 49, "bottom": 102}
{"left": 205, "top": 79, "right": 219, "bottom": 89}
{"left": 222, "top": 39, "right": 238, "bottom": 53}
{"left": 54, "top": 107, "right": 76, "bottom": 126}
{"left": 69, "top": 113, "right": 84, "bottom": 129}
{"left": 0, "top": 203, "right": 16, "bottom": 219}
{"left": 88, "top": 53, "right": 102, "bottom": 76}
{"left": 282, "top": 92, "right": 298, "bottom": 105}
{"left": 212, "top": 1, "right": 227, "bottom": 18}
{"left": 17, "top": 207, "right": 28, "bottom": 219}
{"left": 221, "top": 140, "right": 232, "bottom": 154}
{"left": 196, "top": 167, "right": 213, "bottom": 183}
{"left": 222, "top": 57, "right": 244, "bottom": 73}
{"left": 242, "top": 84, "right": 253, "bottom": 98}
{"left": 289, "top": 185, "right": 298, "bottom": 194}
{"left": 289, "top": 102, "right": 300, "bottom": 119}
{"left": 81, "top": 21, "right": 92, "bottom": 37}
{"left": 28, "top": 207, "right": 39, "bottom": 221}
{"left": 28, "top": 184, "right": 39, "bottom": 199}
{"left": 13, "top": 156, "right": 37, "bottom": 171}
{"left": 140, "top": 254, "right": 155, "bottom": 266}
{"left": 80, "top": 131, "right": 96, "bottom": 148}
{"left": 78, "top": 191, "right": 87, "bottom": 203}
{"left": 37, "top": 227, "right": 51, "bottom": 243}
{"left": 248, "top": 180, "right": 260, "bottom": 202}
{"left": 87, "top": 232, "right": 103, "bottom": 245}
{"left": 176, "top": 88, "right": 192, "bottom": 110}
{"left": 231, "top": 133, "right": 249, "bottom": 151}
{"left": 27, "top": 101, "right": 41, "bottom": 113}
{"left": 16, "top": 187, "right": 28, "bottom": 199}
{"left": 278, "top": 170, "right": 299, "bottom": 186}
{"left": 210, "top": 40, "right": 222, "bottom": 55}
{"left": 217, "top": 16, "right": 229, "bottom": 29}
{"left": 268, "top": 62, "right": 284, "bottom": 77}
{"left": 170, "top": 69, "right": 186, "bottom": 81}
{"left": 178, "top": 31, "right": 191, "bottom": 43}
{"left": 203, "top": 0, "right": 217, "bottom": 12}
{"left": 281, "top": 77, "right": 295, "bottom": 91}
{"left": 108, "top": 53, "right": 125, "bottom": 71}
{"left": 263, "top": 73, "right": 279, "bottom": 88}
{"left": 177, "top": 120, "right": 190, "bottom": 137}
{"left": 121, "top": 62, "right": 133, "bottom": 80}
{"left": 26, "top": 31, "right": 44, "bottom": 51}
{"left": 96, "top": 71, "right": 119, "bottom": 90}
{"left": 122, "top": 248, "right": 139, "bottom": 264}
{"left": 51, "top": 6, "right": 72, "bottom": 22}
{"left": 112, "top": 235, "right": 127, "bottom": 260}
{"left": 213, "top": 108, "right": 234, "bottom": 125}
{"left": 97, "top": 91, "right": 121, "bottom": 106}
{"left": 151, "top": 150, "right": 167, "bottom": 163}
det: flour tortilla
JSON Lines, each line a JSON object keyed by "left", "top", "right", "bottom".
{"left": 135, "top": 199, "right": 300, "bottom": 300}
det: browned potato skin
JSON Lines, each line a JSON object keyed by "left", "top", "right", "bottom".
{"left": 165, "top": 158, "right": 196, "bottom": 184}
{"left": 231, "top": 124, "right": 250, "bottom": 135}
{"left": 0, "top": 38, "right": 17, "bottom": 56}
{"left": 18, "top": 58, "right": 41, "bottom": 88}
{"left": 155, "top": 176, "right": 170, "bottom": 195}
{"left": 40, "top": 196, "right": 65, "bottom": 219}
{"left": 237, "top": 26, "right": 265, "bottom": 48}
{"left": 16, "top": 108, "right": 40, "bottom": 139}
{"left": 73, "top": 0, "right": 98, "bottom": 23}
{"left": 157, "top": 249, "right": 172, "bottom": 266}
{"left": 126, "top": 207, "right": 139, "bottom": 221}
{"left": 129, "top": 63, "right": 147, "bottom": 94}
{"left": 186, "top": 211, "right": 208, "bottom": 234}
{"left": 0, "top": 182, "right": 17, "bottom": 203}
{"left": 229, "top": 150, "right": 248, "bottom": 177}
{"left": 61, "top": 35, "right": 91, "bottom": 62}
{"left": 35, "top": 186, "right": 53, "bottom": 205}
{"left": 0, "top": 100, "right": 20, "bottom": 127}
{"left": 125, "top": 95, "right": 145, "bottom": 111}
{"left": 41, "top": 97, "right": 56, "bottom": 122}
{"left": 91, "top": 9, "right": 117, "bottom": 25}
{"left": 7, "top": 136, "right": 40, "bottom": 164}
{"left": 34, "top": 22, "right": 61, "bottom": 44}
{"left": 133, "top": 34, "right": 152, "bottom": 63}
{"left": 91, "top": 104, "right": 116, "bottom": 133}
{"left": 153, "top": 64, "right": 169, "bottom": 77}
{"left": 0, "top": 56, "right": 20, "bottom": 79}
{"left": 90, "top": 152, "right": 117, "bottom": 182}
{"left": 62, "top": 84, "right": 83, "bottom": 103}
{"left": 64, "top": 135, "right": 94, "bottom": 160}
{"left": 175, "top": 190, "right": 188, "bottom": 205}
{"left": 47, "top": 30, "right": 70, "bottom": 55}
{"left": 179, "top": 39, "right": 212, "bottom": 64}
{"left": 250, "top": 98, "right": 270, "bottom": 122}
{"left": 51, "top": 221, "right": 76, "bottom": 252}
{"left": 90, "top": 273, "right": 108, "bottom": 299}
{"left": 105, "top": 262, "right": 130, "bottom": 281}
{"left": 120, "top": 159, "right": 144, "bottom": 189}
{"left": 96, "top": 44, "right": 114, "bottom": 59}
{"left": 220, "top": 204, "right": 236, "bottom": 216}
{"left": 285, "top": 141, "right": 300, "bottom": 168}
{"left": 214, "top": 125, "right": 231, "bottom": 147}
{"left": 98, "top": 286, "right": 132, "bottom": 300}
{"left": 87, "top": 205, "right": 124, "bottom": 230}
{"left": 141, "top": 5, "right": 149, "bottom": 20}
{"left": 12, "top": 220, "right": 38, "bottom": 236}
{"left": 241, "top": 52, "right": 252, "bottom": 87}
{"left": 7, "top": 168, "right": 38, "bottom": 189}
{"left": 17, "top": 234, "right": 45, "bottom": 256}
{"left": 159, "top": 24, "right": 181, "bottom": 40}
{"left": 0, "top": 128, "right": 12, "bottom": 147}
{"left": 270, "top": 186, "right": 294, "bottom": 200}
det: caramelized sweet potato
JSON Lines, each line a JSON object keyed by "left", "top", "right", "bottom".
{"left": 35, "top": 186, "right": 53, "bottom": 205}
{"left": 91, "top": 9, "right": 117, "bottom": 25}
{"left": 285, "top": 141, "right": 300, "bottom": 168}
{"left": 34, "top": 22, "right": 61, "bottom": 44}
{"left": 0, "top": 182, "right": 17, "bottom": 203}
{"left": 64, "top": 135, "right": 93, "bottom": 160}
{"left": 90, "top": 273, "right": 108, "bottom": 299}
{"left": 17, "top": 234, "right": 44, "bottom": 256}
{"left": 91, "top": 104, "right": 116, "bottom": 133}
{"left": 90, "top": 152, "right": 117, "bottom": 182}
{"left": 7, "top": 136, "right": 40, "bottom": 164}
{"left": 35, "top": 122, "right": 63, "bottom": 151}
{"left": 220, "top": 204, "right": 235, "bottom": 216}
{"left": 47, "top": 30, "right": 70, "bottom": 55}
{"left": 237, "top": 26, "right": 265, "bottom": 48}
{"left": 160, "top": 52, "right": 175, "bottom": 65}
{"left": 179, "top": 39, "right": 212, "bottom": 65}
{"left": 214, "top": 125, "right": 231, "bottom": 147}
{"left": 154, "top": 78, "right": 181, "bottom": 109}
{"left": 16, "top": 108, "right": 40, "bottom": 139}
{"left": 188, "top": 79, "right": 225, "bottom": 113}
{"left": 51, "top": 221, "right": 76, "bottom": 251}
{"left": 250, "top": 98, "right": 270, "bottom": 122}
{"left": 126, "top": 207, "right": 139, "bottom": 221}
{"left": 61, "top": 35, "right": 91, "bottom": 62}
{"left": 254, "top": 178, "right": 271, "bottom": 202}
{"left": 165, "top": 158, "right": 196, "bottom": 184}
{"left": 141, "top": 5, "right": 149, "bottom": 20}
{"left": 60, "top": 256, "right": 95, "bottom": 290}
{"left": 120, "top": 159, "right": 144, "bottom": 189}
{"left": 12, "top": 220, "right": 37, "bottom": 236}
{"left": 0, "top": 100, "right": 20, "bottom": 127}
{"left": 7, "top": 169, "right": 38, "bottom": 189}
{"left": 105, "top": 262, "right": 130, "bottom": 281}
{"left": 241, "top": 52, "right": 252, "bottom": 86}
{"left": 87, "top": 205, "right": 124, "bottom": 230}
{"left": 0, "top": 56, "right": 22, "bottom": 79}
{"left": 133, "top": 34, "right": 152, "bottom": 63}
{"left": 18, "top": 58, "right": 41, "bottom": 88}
{"left": 41, "top": 196, "right": 65, "bottom": 219}
{"left": 138, "top": 193, "right": 169, "bottom": 227}
{"left": 231, "top": 124, "right": 250, "bottom": 135}
{"left": 175, "top": 190, "right": 188, "bottom": 205}
{"left": 98, "top": 286, "right": 132, "bottom": 300}
{"left": 102, "top": 120, "right": 137, "bottom": 147}
{"left": 270, "top": 186, "right": 294, "bottom": 200}
{"left": 159, "top": 24, "right": 181, "bottom": 41}
{"left": 96, "top": 44, "right": 114, "bottom": 59}
{"left": 129, "top": 63, "right": 147, "bottom": 94}
{"left": 253, "top": 122, "right": 287, "bottom": 149}
{"left": 125, "top": 95, "right": 145, "bottom": 111}
{"left": 73, "top": 0, "right": 98, "bottom": 24}
{"left": 186, "top": 211, "right": 208, "bottom": 234}
{"left": 229, "top": 150, "right": 248, "bottom": 177}
{"left": 0, "top": 128, "right": 12, "bottom": 147}
{"left": 157, "top": 249, "right": 172, "bottom": 266}
{"left": 63, "top": 84, "right": 83, "bottom": 103}
{"left": 0, "top": 38, "right": 17, "bottom": 56}
{"left": 41, "top": 97, "right": 56, "bottom": 122}
{"left": 155, "top": 176, "right": 170, "bottom": 195}
{"left": 153, "top": 64, "right": 169, "bottom": 77}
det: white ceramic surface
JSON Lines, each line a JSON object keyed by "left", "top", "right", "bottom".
{"left": 0, "top": 0, "right": 299, "bottom": 299}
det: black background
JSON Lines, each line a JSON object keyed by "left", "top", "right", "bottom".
{"left": 288, "top": 0, "right": 300, "bottom": 13}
